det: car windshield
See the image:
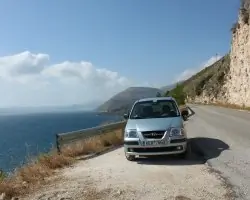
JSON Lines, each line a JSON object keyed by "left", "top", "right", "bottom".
{"left": 129, "top": 99, "right": 180, "bottom": 119}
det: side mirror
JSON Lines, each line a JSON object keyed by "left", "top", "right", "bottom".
{"left": 123, "top": 113, "right": 129, "bottom": 120}
{"left": 181, "top": 110, "right": 188, "bottom": 121}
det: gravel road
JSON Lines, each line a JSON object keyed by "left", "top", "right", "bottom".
{"left": 187, "top": 104, "right": 250, "bottom": 200}
{"left": 23, "top": 147, "right": 230, "bottom": 200}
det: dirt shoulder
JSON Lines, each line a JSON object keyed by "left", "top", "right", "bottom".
{"left": 22, "top": 147, "right": 232, "bottom": 200}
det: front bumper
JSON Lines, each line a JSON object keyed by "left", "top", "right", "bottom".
{"left": 124, "top": 138, "right": 187, "bottom": 156}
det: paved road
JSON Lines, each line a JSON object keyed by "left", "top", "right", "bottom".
{"left": 187, "top": 105, "right": 250, "bottom": 200}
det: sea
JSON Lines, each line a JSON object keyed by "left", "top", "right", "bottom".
{"left": 0, "top": 110, "right": 122, "bottom": 173}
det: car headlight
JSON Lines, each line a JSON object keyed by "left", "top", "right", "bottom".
{"left": 169, "top": 128, "right": 185, "bottom": 137}
{"left": 125, "top": 130, "right": 138, "bottom": 138}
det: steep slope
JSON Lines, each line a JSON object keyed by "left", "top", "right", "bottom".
{"left": 182, "top": 54, "right": 230, "bottom": 103}
{"left": 97, "top": 87, "right": 162, "bottom": 114}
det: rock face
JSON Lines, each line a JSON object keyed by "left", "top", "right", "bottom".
{"left": 223, "top": 8, "right": 250, "bottom": 107}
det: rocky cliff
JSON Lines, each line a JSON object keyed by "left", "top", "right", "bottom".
{"left": 184, "top": 1, "right": 250, "bottom": 107}
{"left": 224, "top": 3, "right": 250, "bottom": 107}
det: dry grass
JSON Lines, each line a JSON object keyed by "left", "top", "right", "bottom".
{"left": 62, "top": 129, "right": 123, "bottom": 157}
{"left": 0, "top": 128, "right": 124, "bottom": 200}
{"left": 81, "top": 187, "right": 113, "bottom": 200}
{"left": 175, "top": 196, "right": 192, "bottom": 200}
{"left": 37, "top": 153, "right": 74, "bottom": 170}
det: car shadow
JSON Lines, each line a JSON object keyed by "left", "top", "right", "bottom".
{"left": 136, "top": 137, "right": 229, "bottom": 166}
{"left": 189, "top": 137, "right": 230, "bottom": 160}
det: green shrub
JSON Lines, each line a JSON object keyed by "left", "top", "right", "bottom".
{"left": 166, "top": 83, "right": 186, "bottom": 105}
{"left": 0, "top": 169, "right": 6, "bottom": 181}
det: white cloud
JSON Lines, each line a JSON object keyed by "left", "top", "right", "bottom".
{"left": 0, "top": 51, "right": 50, "bottom": 83}
{"left": 0, "top": 51, "right": 132, "bottom": 107}
{"left": 175, "top": 55, "right": 222, "bottom": 82}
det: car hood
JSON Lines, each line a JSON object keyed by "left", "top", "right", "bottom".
{"left": 125, "top": 117, "right": 183, "bottom": 132}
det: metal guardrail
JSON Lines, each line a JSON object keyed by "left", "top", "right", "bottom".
{"left": 56, "top": 120, "right": 127, "bottom": 153}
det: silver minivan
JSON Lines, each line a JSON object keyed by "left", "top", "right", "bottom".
{"left": 123, "top": 97, "right": 188, "bottom": 161}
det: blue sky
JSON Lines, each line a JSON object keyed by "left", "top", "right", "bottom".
{"left": 0, "top": 0, "right": 240, "bottom": 107}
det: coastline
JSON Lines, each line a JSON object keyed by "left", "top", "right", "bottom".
{"left": 0, "top": 126, "right": 124, "bottom": 199}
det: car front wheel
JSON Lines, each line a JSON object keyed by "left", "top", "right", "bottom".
{"left": 125, "top": 153, "right": 136, "bottom": 161}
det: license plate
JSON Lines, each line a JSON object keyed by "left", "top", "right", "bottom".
{"left": 141, "top": 140, "right": 168, "bottom": 146}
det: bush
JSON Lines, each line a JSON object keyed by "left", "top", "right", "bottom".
{"left": 0, "top": 169, "right": 6, "bottom": 181}
{"left": 166, "top": 83, "right": 186, "bottom": 105}
{"left": 231, "top": 22, "right": 238, "bottom": 33}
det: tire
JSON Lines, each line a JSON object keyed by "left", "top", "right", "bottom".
{"left": 125, "top": 153, "right": 136, "bottom": 161}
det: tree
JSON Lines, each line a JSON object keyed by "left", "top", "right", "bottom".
{"left": 165, "top": 83, "right": 186, "bottom": 105}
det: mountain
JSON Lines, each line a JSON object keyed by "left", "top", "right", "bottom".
{"left": 97, "top": 87, "right": 163, "bottom": 114}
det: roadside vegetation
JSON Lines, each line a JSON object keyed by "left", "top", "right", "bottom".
{"left": 0, "top": 129, "right": 124, "bottom": 199}
{"left": 181, "top": 54, "right": 230, "bottom": 101}
{"left": 0, "top": 170, "right": 6, "bottom": 181}
{"left": 165, "top": 83, "right": 186, "bottom": 106}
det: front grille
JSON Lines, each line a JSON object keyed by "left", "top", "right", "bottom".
{"left": 131, "top": 146, "right": 183, "bottom": 153}
{"left": 170, "top": 138, "right": 187, "bottom": 143}
{"left": 124, "top": 141, "right": 139, "bottom": 145}
{"left": 141, "top": 131, "right": 165, "bottom": 139}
